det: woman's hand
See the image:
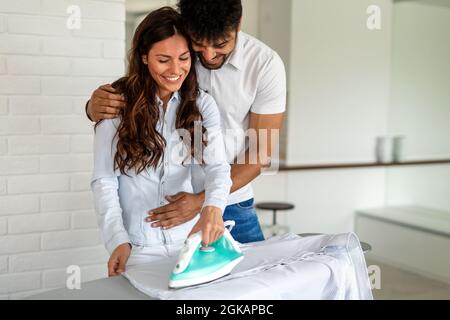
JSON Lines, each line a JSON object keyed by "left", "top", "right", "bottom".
{"left": 108, "top": 243, "right": 131, "bottom": 277}
{"left": 188, "top": 206, "right": 224, "bottom": 247}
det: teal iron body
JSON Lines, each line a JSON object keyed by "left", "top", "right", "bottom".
{"left": 169, "top": 221, "right": 244, "bottom": 289}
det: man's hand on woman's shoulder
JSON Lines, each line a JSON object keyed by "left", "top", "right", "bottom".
{"left": 86, "top": 84, "right": 126, "bottom": 122}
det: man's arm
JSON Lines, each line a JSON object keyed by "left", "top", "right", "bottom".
{"left": 148, "top": 112, "right": 284, "bottom": 229}
{"left": 86, "top": 84, "right": 126, "bottom": 122}
{"left": 230, "top": 112, "right": 284, "bottom": 193}
{"left": 150, "top": 52, "right": 286, "bottom": 226}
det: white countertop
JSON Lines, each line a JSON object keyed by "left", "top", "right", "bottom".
{"left": 356, "top": 206, "right": 450, "bottom": 237}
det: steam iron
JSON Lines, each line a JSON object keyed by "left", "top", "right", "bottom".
{"left": 169, "top": 221, "right": 244, "bottom": 289}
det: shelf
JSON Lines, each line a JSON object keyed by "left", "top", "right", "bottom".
{"left": 279, "top": 159, "right": 450, "bottom": 171}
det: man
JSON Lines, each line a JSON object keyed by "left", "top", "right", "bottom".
{"left": 86, "top": 0, "right": 286, "bottom": 243}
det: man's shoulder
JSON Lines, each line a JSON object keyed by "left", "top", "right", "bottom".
{"left": 240, "top": 32, "right": 279, "bottom": 63}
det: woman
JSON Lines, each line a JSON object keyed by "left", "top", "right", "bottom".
{"left": 91, "top": 7, "right": 231, "bottom": 277}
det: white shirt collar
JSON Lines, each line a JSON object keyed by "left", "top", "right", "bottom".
{"left": 156, "top": 91, "right": 180, "bottom": 106}
{"left": 225, "top": 31, "right": 244, "bottom": 70}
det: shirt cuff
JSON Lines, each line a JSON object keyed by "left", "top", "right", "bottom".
{"left": 106, "top": 231, "right": 131, "bottom": 254}
{"left": 202, "top": 197, "right": 227, "bottom": 215}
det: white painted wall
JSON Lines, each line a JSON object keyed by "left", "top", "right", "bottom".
{"left": 0, "top": 0, "right": 125, "bottom": 300}
{"left": 254, "top": 0, "right": 393, "bottom": 236}
{"left": 258, "top": 0, "right": 291, "bottom": 79}
{"left": 241, "top": 0, "right": 260, "bottom": 38}
{"left": 386, "top": 165, "right": 450, "bottom": 212}
{"left": 388, "top": 1, "right": 450, "bottom": 160}
{"left": 254, "top": 169, "right": 386, "bottom": 235}
{"left": 386, "top": 1, "right": 450, "bottom": 212}
{"left": 287, "top": 0, "right": 392, "bottom": 165}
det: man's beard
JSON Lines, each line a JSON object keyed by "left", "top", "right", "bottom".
{"left": 197, "top": 53, "right": 229, "bottom": 70}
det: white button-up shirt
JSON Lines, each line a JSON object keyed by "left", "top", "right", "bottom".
{"left": 193, "top": 31, "right": 287, "bottom": 205}
{"left": 91, "top": 91, "right": 232, "bottom": 253}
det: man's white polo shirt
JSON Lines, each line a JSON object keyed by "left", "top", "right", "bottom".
{"left": 193, "top": 31, "right": 287, "bottom": 206}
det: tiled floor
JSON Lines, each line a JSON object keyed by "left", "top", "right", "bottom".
{"left": 367, "top": 259, "right": 450, "bottom": 300}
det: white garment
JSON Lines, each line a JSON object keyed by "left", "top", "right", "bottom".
{"left": 127, "top": 243, "right": 184, "bottom": 268}
{"left": 193, "top": 31, "right": 287, "bottom": 205}
{"left": 123, "top": 233, "right": 373, "bottom": 300}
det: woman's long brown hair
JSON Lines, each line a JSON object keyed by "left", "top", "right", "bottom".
{"left": 99, "top": 7, "right": 205, "bottom": 175}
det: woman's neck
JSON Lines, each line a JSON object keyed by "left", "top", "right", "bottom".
{"left": 158, "top": 89, "right": 173, "bottom": 111}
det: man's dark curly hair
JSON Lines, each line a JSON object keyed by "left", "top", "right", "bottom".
{"left": 178, "top": 0, "right": 242, "bottom": 41}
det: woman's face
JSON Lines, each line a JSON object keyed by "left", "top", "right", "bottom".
{"left": 143, "top": 33, "right": 191, "bottom": 100}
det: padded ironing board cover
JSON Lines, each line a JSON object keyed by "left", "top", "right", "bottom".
{"left": 123, "top": 233, "right": 373, "bottom": 300}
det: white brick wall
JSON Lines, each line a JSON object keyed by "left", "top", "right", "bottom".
{"left": 0, "top": 157, "right": 39, "bottom": 175}
{"left": 0, "top": 56, "right": 6, "bottom": 74}
{"left": 40, "top": 154, "right": 93, "bottom": 173}
{"left": 41, "top": 229, "right": 102, "bottom": 250}
{"left": 0, "top": 0, "right": 125, "bottom": 299}
{"left": 9, "top": 96, "right": 73, "bottom": 115}
{"left": 0, "top": 218, "right": 7, "bottom": 235}
{"left": 43, "top": 264, "right": 107, "bottom": 289}
{"left": 9, "top": 246, "right": 108, "bottom": 273}
{"left": 7, "top": 16, "right": 72, "bottom": 37}
{"left": 7, "top": 56, "right": 72, "bottom": 76}
{"left": 0, "top": 256, "right": 7, "bottom": 274}
{"left": 0, "top": 15, "right": 5, "bottom": 33}
{"left": 0, "top": 137, "right": 6, "bottom": 155}
{"left": 0, "top": 116, "right": 40, "bottom": 135}
{"left": 0, "top": 1, "right": 41, "bottom": 15}
{"left": 8, "top": 174, "right": 70, "bottom": 194}
{"left": 71, "top": 210, "right": 98, "bottom": 229}
{"left": 0, "top": 76, "right": 41, "bottom": 95}
{"left": 0, "top": 97, "right": 7, "bottom": 114}
{"left": 8, "top": 213, "right": 71, "bottom": 234}
{"left": 42, "top": 38, "right": 103, "bottom": 57}
{"left": 0, "top": 34, "right": 40, "bottom": 54}
{"left": 8, "top": 136, "right": 70, "bottom": 155}
{"left": 70, "top": 135, "right": 93, "bottom": 153}
{"left": 70, "top": 173, "right": 92, "bottom": 191}
{"left": 0, "top": 272, "right": 41, "bottom": 295}
{"left": 0, "top": 234, "right": 41, "bottom": 255}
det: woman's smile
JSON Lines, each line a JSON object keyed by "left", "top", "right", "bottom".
{"left": 161, "top": 74, "right": 183, "bottom": 83}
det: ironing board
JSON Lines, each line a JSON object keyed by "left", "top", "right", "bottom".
{"left": 28, "top": 275, "right": 153, "bottom": 300}
{"left": 123, "top": 233, "right": 373, "bottom": 300}
{"left": 28, "top": 233, "right": 372, "bottom": 300}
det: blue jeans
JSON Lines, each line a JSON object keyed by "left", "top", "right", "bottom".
{"left": 223, "top": 199, "right": 265, "bottom": 244}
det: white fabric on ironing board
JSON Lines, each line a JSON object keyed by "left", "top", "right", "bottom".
{"left": 123, "top": 233, "right": 373, "bottom": 300}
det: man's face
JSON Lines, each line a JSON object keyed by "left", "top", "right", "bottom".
{"left": 191, "top": 31, "right": 238, "bottom": 70}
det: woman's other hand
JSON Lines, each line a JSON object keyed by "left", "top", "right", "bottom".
{"left": 188, "top": 206, "right": 224, "bottom": 247}
{"left": 108, "top": 243, "right": 132, "bottom": 277}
